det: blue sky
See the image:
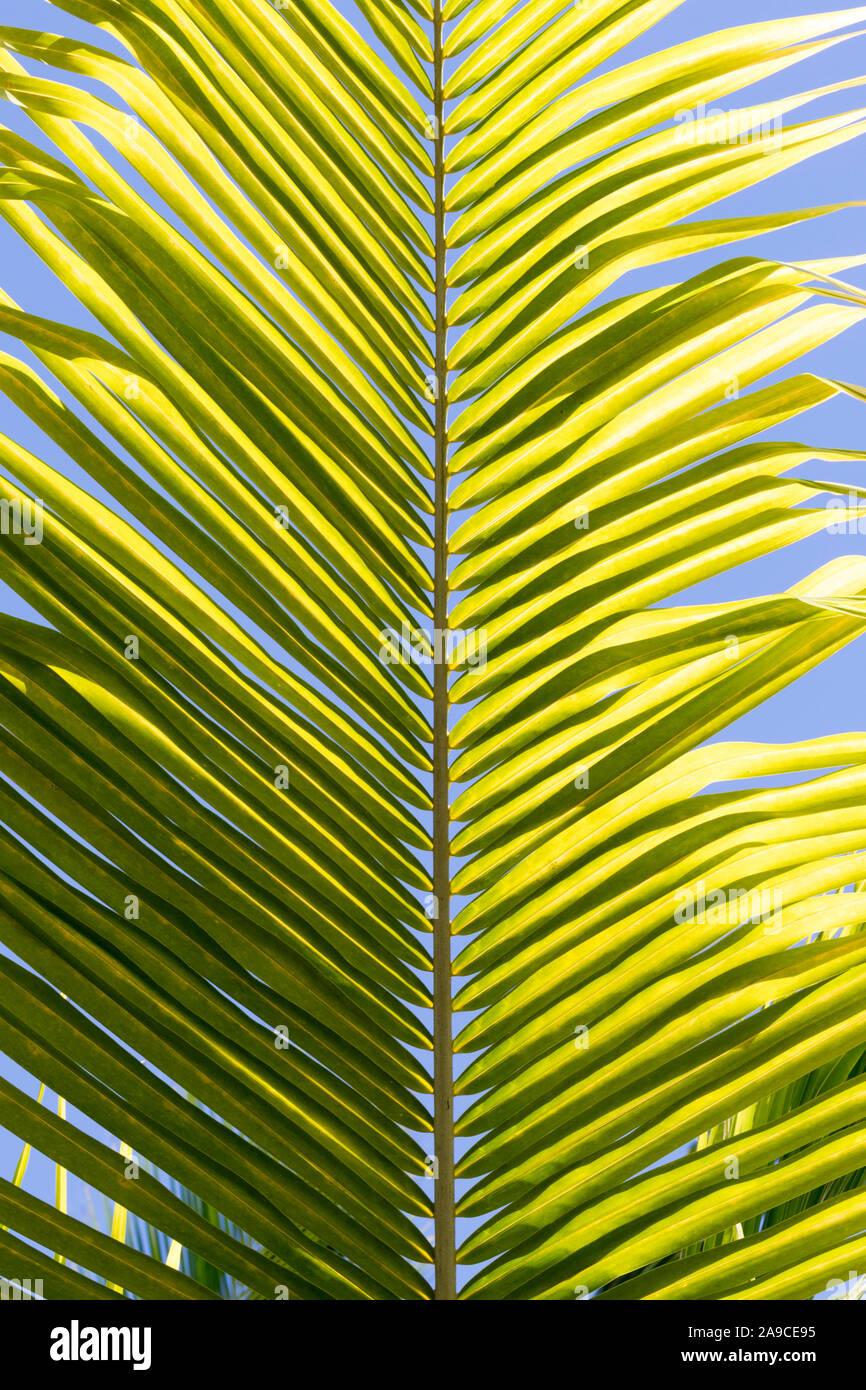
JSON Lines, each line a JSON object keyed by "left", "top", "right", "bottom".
{"left": 0, "top": 0, "right": 865, "bottom": 1290}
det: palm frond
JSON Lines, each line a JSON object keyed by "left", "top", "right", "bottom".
{"left": 0, "top": 0, "right": 865, "bottom": 1301}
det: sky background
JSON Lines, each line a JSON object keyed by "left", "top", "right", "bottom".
{"left": 0, "top": 0, "right": 864, "bottom": 1292}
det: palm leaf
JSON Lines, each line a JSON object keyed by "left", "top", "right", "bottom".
{"left": 0, "top": 0, "right": 865, "bottom": 1300}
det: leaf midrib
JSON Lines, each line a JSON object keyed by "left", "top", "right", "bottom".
{"left": 431, "top": 0, "right": 456, "bottom": 1301}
